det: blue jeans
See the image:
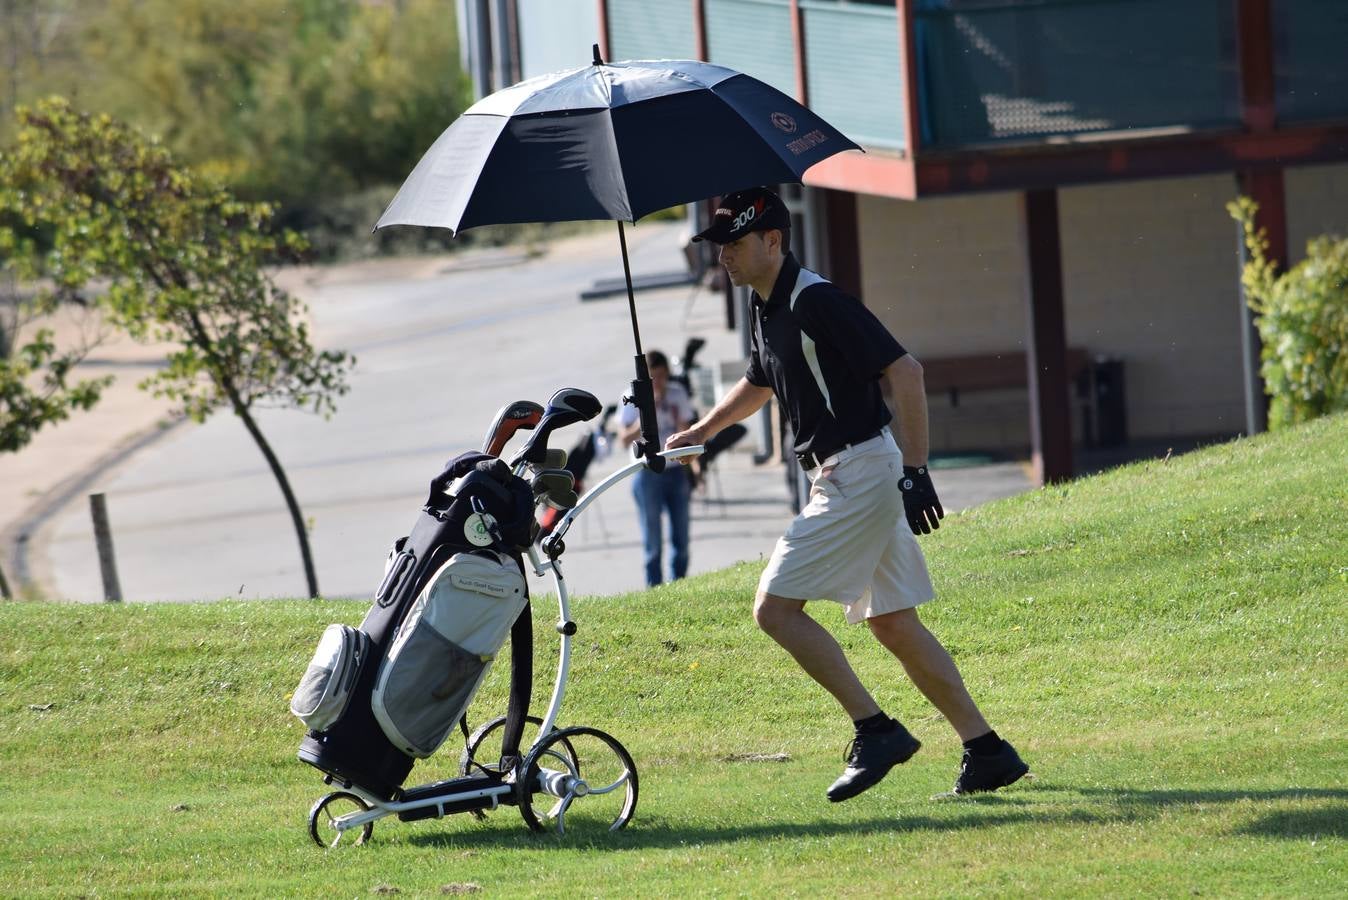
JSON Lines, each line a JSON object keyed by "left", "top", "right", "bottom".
{"left": 631, "top": 465, "right": 691, "bottom": 587}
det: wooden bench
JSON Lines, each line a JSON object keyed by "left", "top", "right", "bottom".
{"left": 918, "top": 349, "right": 1091, "bottom": 407}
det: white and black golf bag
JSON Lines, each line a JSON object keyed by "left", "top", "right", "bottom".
{"left": 293, "top": 452, "right": 537, "bottom": 800}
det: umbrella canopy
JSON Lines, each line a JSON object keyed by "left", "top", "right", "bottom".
{"left": 375, "top": 55, "right": 860, "bottom": 233}
{"left": 375, "top": 48, "right": 859, "bottom": 468}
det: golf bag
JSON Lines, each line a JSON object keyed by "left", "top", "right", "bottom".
{"left": 294, "top": 452, "right": 536, "bottom": 800}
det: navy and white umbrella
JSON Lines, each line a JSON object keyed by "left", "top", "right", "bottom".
{"left": 376, "top": 47, "right": 860, "bottom": 465}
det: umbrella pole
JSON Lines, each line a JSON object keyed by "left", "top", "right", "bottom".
{"left": 617, "top": 220, "right": 644, "bottom": 358}
{"left": 617, "top": 220, "right": 667, "bottom": 473}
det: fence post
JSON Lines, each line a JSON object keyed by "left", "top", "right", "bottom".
{"left": 89, "top": 493, "right": 123, "bottom": 603}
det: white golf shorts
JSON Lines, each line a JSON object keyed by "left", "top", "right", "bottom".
{"left": 758, "top": 429, "right": 935, "bottom": 624}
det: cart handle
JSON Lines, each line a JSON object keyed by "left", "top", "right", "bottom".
{"left": 541, "top": 445, "right": 703, "bottom": 554}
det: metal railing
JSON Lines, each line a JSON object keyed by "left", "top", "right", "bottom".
{"left": 913, "top": 0, "right": 1243, "bottom": 148}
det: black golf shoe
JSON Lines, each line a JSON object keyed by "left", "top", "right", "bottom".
{"left": 826, "top": 721, "right": 921, "bottom": 802}
{"left": 952, "top": 740, "right": 1029, "bottom": 795}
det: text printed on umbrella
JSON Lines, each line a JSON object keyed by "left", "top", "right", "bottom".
{"left": 786, "top": 130, "right": 828, "bottom": 155}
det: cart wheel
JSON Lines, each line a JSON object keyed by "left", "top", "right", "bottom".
{"left": 459, "top": 714, "right": 552, "bottom": 820}
{"left": 516, "top": 725, "right": 638, "bottom": 836}
{"left": 459, "top": 714, "right": 548, "bottom": 778}
{"left": 308, "top": 791, "right": 374, "bottom": 848}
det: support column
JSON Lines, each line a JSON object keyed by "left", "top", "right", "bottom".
{"left": 1020, "top": 189, "right": 1073, "bottom": 484}
{"left": 1235, "top": 0, "right": 1281, "bottom": 436}
{"left": 693, "top": 0, "right": 707, "bottom": 62}
{"left": 596, "top": 0, "right": 610, "bottom": 62}
{"left": 1235, "top": 169, "right": 1286, "bottom": 435}
{"left": 789, "top": 0, "right": 808, "bottom": 104}
{"left": 897, "top": 0, "right": 921, "bottom": 156}
{"left": 466, "top": 0, "right": 494, "bottom": 99}
{"left": 821, "top": 189, "right": 861, "bottom": 299}
{"left": 490, "top": 0, "right": 516, "bottom": 91}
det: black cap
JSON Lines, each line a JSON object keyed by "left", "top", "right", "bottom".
{"left": 692, "top": 187, "right": 790, "bottom": 244}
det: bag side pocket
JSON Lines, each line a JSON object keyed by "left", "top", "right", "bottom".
{"left": 373, "top": 626, "right": 487, "bottom": 758}
{"left": 370, "top": 551, "right": 526, "bottom": 758}
{"left": 290, "top": 624, "right": 370, "bottom": 733}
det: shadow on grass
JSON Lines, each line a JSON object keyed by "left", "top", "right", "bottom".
{"left": 1236, "top": 804, "right": 1348, "bottom": 840}
{"left": 397, "top": 785, "right": 1348, "bottom": 850}
{"left": 403, "top": 805, "right": 1091, "bottom": 852}
{"left": 1069, "top": 786, "right": 1348, "bottom": 840}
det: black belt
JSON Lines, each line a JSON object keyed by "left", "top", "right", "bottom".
{"left": 796, "top": 430, "right": 882, "bottom": 471}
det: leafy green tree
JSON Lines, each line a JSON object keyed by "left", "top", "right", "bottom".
{"left": 1230, "top": 196, "right": 1348, "bottom": 429}
{"left": 0, "top": 98, "right": 354, "bottom": 598}
{"left": 0, "top": 264, "right": 110, "bottom": 599}
{"left": 0, "top": 274, "right": 112, "bottom": 454}
{"left": 0, "top": 1, "right": 83, "bottom": 125}
{"left": 4, "top": 0, "right": 470, "bottom": 215}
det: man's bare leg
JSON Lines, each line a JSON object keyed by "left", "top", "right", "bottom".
{"left": 755, "top": 592, "right": 924, "bottom": 801}
{"left": 753, "top": 592, "right": 879, "bottom": 720}
{"left": 866, "top": 607, "right": 990, "bottom": 741}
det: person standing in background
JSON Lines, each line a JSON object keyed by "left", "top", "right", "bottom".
{"left": 619, "top": 350, "right": 695, "bottom": 587}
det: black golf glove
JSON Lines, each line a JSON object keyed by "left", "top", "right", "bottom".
{"left": 899, "top": 465, "right": 944, "bottom": 535}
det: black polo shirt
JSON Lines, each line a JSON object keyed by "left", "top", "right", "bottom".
{"left": 745, "top": 253, "right": 906, "bottom": 458}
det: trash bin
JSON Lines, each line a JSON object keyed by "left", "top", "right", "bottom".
{"left": 1092, "top": 359, "right": 1127, "bottom": 447}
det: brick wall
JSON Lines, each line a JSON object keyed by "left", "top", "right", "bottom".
{"left": 1057, "top": 174, "right": 1246, "bottom": 440}
{"left": 856, "top": 191, "right": 1024, "bottom": 358}
{"left": 855, "top": 165, "right": 1348, "bottom": 454}
{"left": 855, "top": 192, "right": 1029, "bottom": 451}
{"left": 856, "top": 175, "right": 1243, "bottom": 451}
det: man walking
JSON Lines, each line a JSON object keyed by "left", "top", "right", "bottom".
{"left": 666, "top": 187, "right": 1029, "bottom": 801}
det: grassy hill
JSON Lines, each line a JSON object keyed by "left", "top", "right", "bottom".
{"left": 2, "top": 414, "right": 1345, "bottom": 897}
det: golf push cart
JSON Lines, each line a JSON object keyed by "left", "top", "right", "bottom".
{"left": 292, "top": 387, "right": 702, "bottom": 847}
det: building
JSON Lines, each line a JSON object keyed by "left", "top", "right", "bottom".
{"left": 458, "top": 0, "right": 1348, "bottom": 483}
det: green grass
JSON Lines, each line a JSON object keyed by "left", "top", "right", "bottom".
{"left": 4, "top": 415, "right": 1347, "bottom": 897}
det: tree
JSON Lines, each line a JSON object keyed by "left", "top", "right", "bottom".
{"left": 3, "top": 0, "right": 471, "bottom": 211}
{"left": 0, "top": 272, "right": 112, "bottom": 454}
{"left": 1229, "top": 197, "right": 1348, "bottom": 429}
{"left": 0, "top": 97, "right": 354, "bottom": 598}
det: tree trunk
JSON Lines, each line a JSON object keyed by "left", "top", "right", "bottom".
{"left": 177, "top": 309, "right": 320, "bottom": 599}
{"left": 231, "top": 400, "right": 320, "bottom": 599}
{"left": 0, "top": 558, "right": 12, "bottom": 599}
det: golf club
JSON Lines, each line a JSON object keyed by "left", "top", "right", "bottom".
{"left": 541, "top": 489, "right": 580, "bottom": 511}
{"left": 530, "top": 469, "right": 580, "bottom": 512}
{"left": 482, "top": 400, "right": 545, "bottom": 456}
{"left": 510, "top": 388, "right": 603, "bottom": 467}
{"left": 531, "top": 469, "right": 576, "bottom": 497}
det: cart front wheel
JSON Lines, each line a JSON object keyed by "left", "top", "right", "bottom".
{"left": 516, "top": 725, "right": 638, "bottom": 836}
{"left": 308, "top": 791, "right": 374, "bottom": 848}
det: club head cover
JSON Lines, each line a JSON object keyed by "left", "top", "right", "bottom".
{"left": 475, "top": 457, "right": 512, "bottom": 483}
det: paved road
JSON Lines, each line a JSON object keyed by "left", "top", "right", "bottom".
{"left": 38, "top": 224, "right": 789, "bottom": 602}
{"left": 35, "top": 222, "right": 1034, "bottom": 604}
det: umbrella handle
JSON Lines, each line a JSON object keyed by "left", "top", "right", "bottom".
{"left": 625, "top": 363, "right": 667, "bottom": 474}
